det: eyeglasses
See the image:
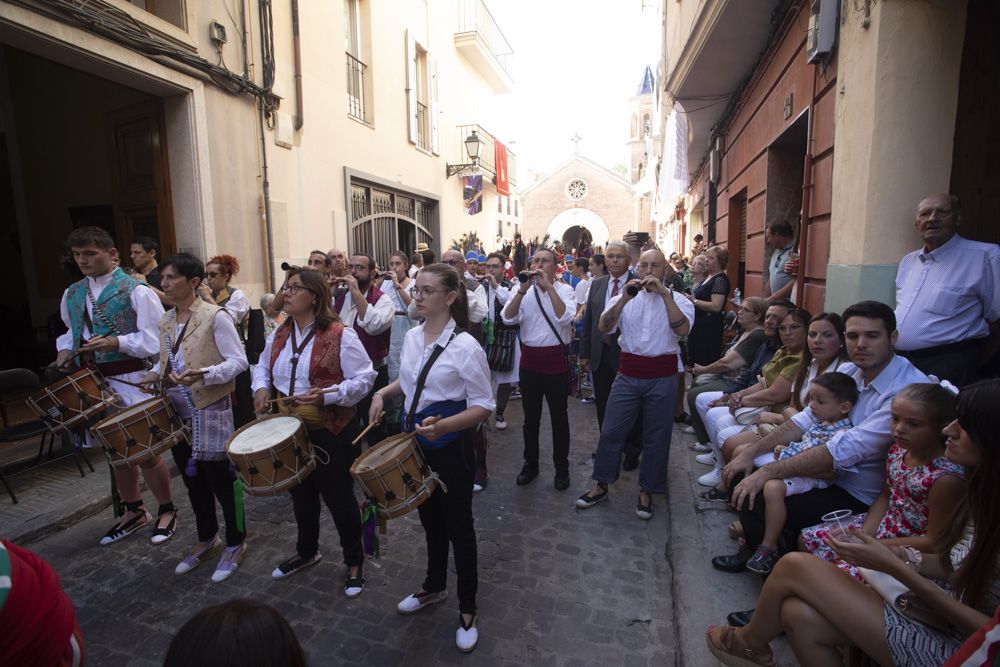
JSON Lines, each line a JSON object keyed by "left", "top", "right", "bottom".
{"left": 778, "top": 324, "right": 805, "bottom": 334}
{"left": 444, "top": 259, "right": 462, "bottom": 266}
{"left": 206, "top": 272, "right": 221, "bottom": 278}
{"left": 409, "top": 286, "right": 448, "bottom": 298}
{"left": 281, "top": 284, "right": 314, "bottom": 296}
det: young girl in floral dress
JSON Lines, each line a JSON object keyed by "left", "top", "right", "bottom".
{"left": 800, "top": 383, "right": 965, "bottom": 579}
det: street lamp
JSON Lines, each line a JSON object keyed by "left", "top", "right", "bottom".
{"left": 446, "top": 130, "right": 482, "bottom": 178}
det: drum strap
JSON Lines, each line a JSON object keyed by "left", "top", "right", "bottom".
{"left": 286, "top": 325, "right": 317, "bottom": 397}
{"left": 162, "top": 317, "right": 191, "bottom": 379}
{"left": 404, "top": 328, "right": 464, "bottom": 431}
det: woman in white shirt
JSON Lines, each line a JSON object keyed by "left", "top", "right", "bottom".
{"left": 369, "top": 263, "right": 495, "bottom": 654}
{"left": 251, "top": 269, "right": 376, "bottom": 598}
{"left": 379, "top": 251, "right": 415, "bottom": 433}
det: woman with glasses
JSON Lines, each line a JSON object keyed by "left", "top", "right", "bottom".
{"left": 380, "top": 251, "right": 415, "bottom": 434}
{"left": 251, "top": 269, "right": 377, "bottom": 597}
{"left": 200, "top": 255, "right": 254, "bottom": 425}
{"left": 697, "top": 308, "right": 810, "bottom": 499}
{"left": 369, "top": 264, "right": 495, "bottom": 653}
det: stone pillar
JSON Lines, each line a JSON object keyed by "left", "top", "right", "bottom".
{"left": 824, "top": 0, "right": 968, "bottom": 314}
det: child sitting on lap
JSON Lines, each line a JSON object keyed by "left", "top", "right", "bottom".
{"left": 745, "top": 372, "right": 858, "bottom": 574}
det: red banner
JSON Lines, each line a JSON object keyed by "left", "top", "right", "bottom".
{"left": 495, "top": 140, "right": 510, "bottom": 196}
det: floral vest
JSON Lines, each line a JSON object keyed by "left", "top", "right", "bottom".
{"left": 269, "top": 320, "right": 356, "bottom": 435}
{"left": 65, "top": 268, "right": 140, "bottom": 365}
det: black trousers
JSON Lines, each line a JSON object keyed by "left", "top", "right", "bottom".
{"left": 520, "top": 368, "right": 570, "bottom": 474}
{"left": 232, "top": 369, "right": 255, "bottom": 428}
{"left": 173, "top": 441, "right": 245, "bottom": 547}
{"left": 290, "top": 425, "right": 363, "bottom": 567}
{"left": 593, "top": 352, "right": 643, "bottom": 459}
{"left": 734, "top": 472, "right": 868, "bottom": 551}
{"left": 900, "top": 342, "right": 982, "bottom": 388}
{"left": 418, "top": 433, "right": 477, "bottom": 614}
{"left": 356, "top": 364, "right": 389, "bottom": 446}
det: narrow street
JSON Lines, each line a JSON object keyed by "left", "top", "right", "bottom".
{"left": 28, "top": 398, "right": 699, "bottom": 666}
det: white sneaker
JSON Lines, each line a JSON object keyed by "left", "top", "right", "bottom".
{"left": 698, "top": 467, "right": 722, "bottom": 487}
{"left": 397, "top": 589, "right": 449, "bottom": 615}
{"left": 695, "top": 452, "right": 717, "bottom": 466}
{"left": 472, "top": 482, "right": 484, "bottom": 493}
{"left": 682, "top": 425, "right": 697, "bottom": 435}
{"left": 495, "top": 414, "right": 507, "bottom": 430}
{"left": 456, "top": 614, "right": 479, "bottom": 653}
{"left": 688, "top": 441, "right": 711, "bottom": 452}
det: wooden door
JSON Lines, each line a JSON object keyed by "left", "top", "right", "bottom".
{"left": 105, "top": 100, "right": 175, "bottom": 257}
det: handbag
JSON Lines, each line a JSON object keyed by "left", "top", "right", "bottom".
{"left": 858, "top": 567, "right": 954, "bottom": 632}
{"left": 486, "top": 327, "right": 517, "bottom": 372}
{"left": 734, "top": 406, "right": 766, "bottom": 425}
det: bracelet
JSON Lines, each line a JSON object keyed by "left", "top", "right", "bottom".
{"left": 901, "top": 546, "right": 923, "bottom": 573}
{"left": 669, "top": 317, "right": 687, "bottom": 329}
{"left": 518, "top": 290, "right": 528, "bottom": 296}
{"left": 373, "top": 392, "right": 385, "bottom": 401}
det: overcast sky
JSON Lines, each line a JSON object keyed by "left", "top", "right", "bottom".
{"left": 485, "top": 0, "right": 660, "bottom": 184}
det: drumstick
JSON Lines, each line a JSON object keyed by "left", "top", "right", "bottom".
{"left": 351, "top": 411, "right": 387, "bottom": 446}
{"left": 265, "top": 386, "right": 339, "bottom": 406}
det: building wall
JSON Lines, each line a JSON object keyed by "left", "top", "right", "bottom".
{"left": 712, "top": 4, "right": 836, "bottom": 315}
{"left": 520, "top": 159, "right": 635, "bottom": 246}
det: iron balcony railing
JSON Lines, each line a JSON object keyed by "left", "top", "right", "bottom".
{"left": 346, "top": 52, "right": 367, "bottom": 122}
{"left": 456, "top": 123, "right": 516, "bottom": 189}
{"left": 415, "top": 101, "right": 431, "bottom": 151}
{"left": 456, "top": 0, "right": 513, "bottom": 78}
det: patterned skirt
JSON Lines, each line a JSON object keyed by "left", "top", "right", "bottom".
{"left": 884, "top": 602, "right": 964, "bottom": 666}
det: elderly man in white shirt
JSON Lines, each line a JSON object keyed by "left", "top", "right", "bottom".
{"left": 576, "top": 249, "right": 694, "bottom": 519}
{"left": 894, "top": 193, "right": 1000, "bottom": 385}
{"left": 502, "top": 247, "right": 577, "bottom": 490}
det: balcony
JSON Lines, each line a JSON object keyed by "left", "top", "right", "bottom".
{"left": 346, "top": 52, "right": 369, "bottom": 123}
{"left": 454, "top": 0, "right": 514, "bottom": 93}
{"left": 457, "top": 124, "right": 517, "bottom": 190}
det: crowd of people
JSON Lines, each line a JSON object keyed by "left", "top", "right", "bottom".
{"left": 2, "top": 191, "right": 999, "bottom": 665}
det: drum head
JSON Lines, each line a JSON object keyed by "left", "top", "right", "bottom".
{"left": 97, "top": 397, "right": 166, "bottom": 425}
{"left": 357, "top": 435, "right": 414, "bottom": 470}
{"left": 229, "top": 416, "right": 302, "bottom": 454}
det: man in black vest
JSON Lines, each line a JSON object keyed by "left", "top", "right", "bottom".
{"left": 579, "top": 240, "right": 643, "bottom": 469}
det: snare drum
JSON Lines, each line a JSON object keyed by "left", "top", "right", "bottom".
{"left": 350, "top": 433, "right": 438, "bottom": 519}
{"left": 226, "top": 415, "right": 315, "bottom": 496}
{"left": 91, "top": 396, "right": 188, "bottom": 469}
{"left": 27, "top": 367, "right": 118, "bottom": 432}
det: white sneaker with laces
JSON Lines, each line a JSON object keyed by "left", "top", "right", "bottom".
{"left": 695, "top": 452, "right": 717, "bottom": 466}
{"left": 698, "top": 467, "right": 723, "bottom": 487}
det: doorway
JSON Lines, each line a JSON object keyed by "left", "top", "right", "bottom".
{"left": 0, "top": 47, "right": 175, "bottom": 369}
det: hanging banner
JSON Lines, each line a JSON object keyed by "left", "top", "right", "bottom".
{"left": 494, "top": 141, "right": 510, "bottom": 196}
{"left": 463, "top": 174, "right": 483, "bottom": 215}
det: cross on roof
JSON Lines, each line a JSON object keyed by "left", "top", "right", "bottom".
{"left": 570, "top": 133, "right": 583, "bottom": 155}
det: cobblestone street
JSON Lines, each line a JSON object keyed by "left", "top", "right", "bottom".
{"left": 28, "top": 398, "right": 684, "bottom": 666}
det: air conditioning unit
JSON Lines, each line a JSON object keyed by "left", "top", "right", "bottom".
{"left": 807, "top": 0, "right": 838, "bottom": 64}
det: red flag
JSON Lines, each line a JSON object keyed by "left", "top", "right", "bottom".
{"left": 495, "top": 140, "right": 510, "bottom": 196}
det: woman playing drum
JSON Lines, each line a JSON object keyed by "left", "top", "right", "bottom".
{"left": 252, "top": 269, "right": 376, "bottom": 597}
{"left": 140, "top": 253, "right": 249, "bottom": 582}
{"left": 369, "top": 263, "right": 495, "bottom": 653}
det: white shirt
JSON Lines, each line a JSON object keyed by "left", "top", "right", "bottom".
{"left": 574, "top": 278, "right": 591, "bottom": 306}
{"left": 338, "top": 288, "right": 394, "bottom": 336}
{"left": 218, "top": 288, "right": 250, "bottom": 325}
{"left": 408, "top": 265, "right": 419, "bottom": 279}
{"left": 379, "top": 278, "right": 413, "bottom": 315}
{"left": 252, "top": 321, "right": 377, "bottom": 407}
{"left": 486, "top": 283, "right": 513, "bottom": 321}
{"left": 605, "top": 272, "right": 631, "bottom": 305}
{"left": 400, "top": 320, "right": 495, "bottom": 415}
{"left": 155, "top": 309, "right": 249, "bottom": 385}
{"left": 894, "top": 234, "right": 1000, "bottom": 350}
{"left": 602, "top": 289, "right": 695, "bottom": 366}
{"left": 502, "top": 282, "right": 576, "bottom": 346}
{"left": 467, "top": 283, "right": 488, "bottom": 324}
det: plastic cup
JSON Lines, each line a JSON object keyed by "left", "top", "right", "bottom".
{"left": 821, "top": 509, "right": 861, "bottom": 543}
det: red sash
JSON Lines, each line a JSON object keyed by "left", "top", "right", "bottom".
{"left": 619, "top": 352, "right": 678, "bottom": 379}
{"left": 520, "top": 344, "right": 568, "bottom": 374}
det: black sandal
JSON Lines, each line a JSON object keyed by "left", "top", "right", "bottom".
{"left": 151, "top": 503, "right": 178, "bottom": 545}
{"left": 100, "top": 501, "right": 151, "bottom": 546}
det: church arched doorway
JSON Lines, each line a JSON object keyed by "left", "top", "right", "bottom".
{"left": 545, "top": 208, "right": 610, "bottom": 251}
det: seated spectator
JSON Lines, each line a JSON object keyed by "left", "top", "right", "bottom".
{"left": 696, "top": 308, "right": 809, "bottom": 488}
{"left": 745, "top": 371, "right": 858, "bottom": 574}
{"left": 707, "top": 379, "right": 999, "bottom": 667}
{"left": 0, "top": 540, "right": 84, "bottom": 666}
{"left": 164, "top": 599, "right": 307, "bottom": 667}
{"left": 691, "top": 301, "right": 794, "bottom": 455}
{"left": 685, "top": 297, "right": 769, "bottom": 445}
{"left": 712, "top": 301, "right": 928, "bottom": 577}
{"left": 801, "top": 382, "right": 964, "bottom": 579}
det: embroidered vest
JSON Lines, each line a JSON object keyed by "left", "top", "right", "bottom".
{"left": 335, "top": 285, "right": 390, "bottom": 363}
{"left": 157, "top": 300, "right": 235, "bottom": 409}
{"left": 491, "top": 280, "right": 518, "bottom": 331}
{"left": 269, "top": 321, "right": 356, "bottom": 435}
{"left": 463, "top": 278, "right": 484, "bottom": 344}
{"left": 65, "top": 268, "right": 141, "bottom": 365}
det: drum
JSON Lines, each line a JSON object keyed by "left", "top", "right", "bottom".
{"left": 27, "top": 367, "right": 118, "bottom": 432}
{"left": 91, "top": 396, "right": 188, "bottom": 469}
{"left": 226, "top": 415, "right": 315, "bottom": 496}
{"left": 350, "top": 433, "right": 438, "bottom": 519}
